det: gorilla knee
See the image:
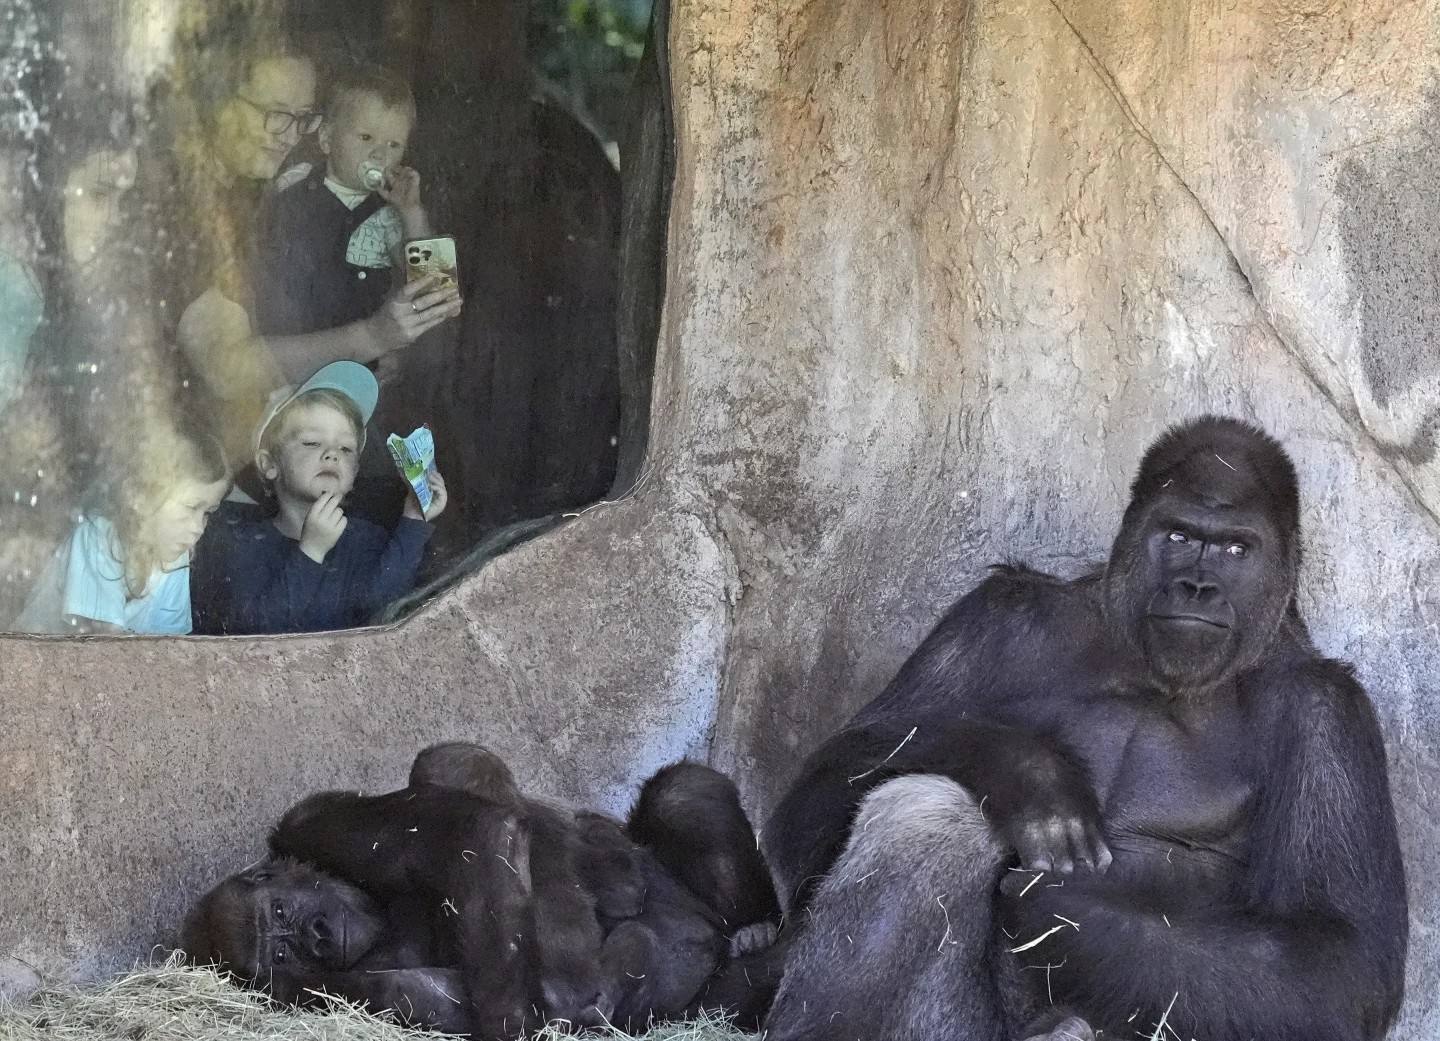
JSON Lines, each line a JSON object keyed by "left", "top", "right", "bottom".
{"left": 628, "top": 762, "right": 742, "bottom": 843}
{"left": 766, "top": 778, "right": 1008, "bottom": 1041}
{"left": 629, "top": 761, "right": 779, "bottom": 930}
{"left": 833, "top": 775, "right": 1004, "bottom": 887}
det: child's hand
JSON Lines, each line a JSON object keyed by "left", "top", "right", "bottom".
{"left": 380, "top": 166, "right": 424, "bottom": 216}
{"left": 403, "top": 470, "right": 448, "bottom": 522}
{"left": 300, "top": 492, "right": 348, "bottom": 562}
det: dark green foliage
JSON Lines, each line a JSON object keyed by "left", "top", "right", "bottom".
{"left": 530, "top": 0, "right": 651, "bottom": 145}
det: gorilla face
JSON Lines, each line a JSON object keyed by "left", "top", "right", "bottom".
{"left": 1105, "top": 446, "right": 1294, "bottom": 692}
{"left": 183, "top": 859, "right": 385, "bottom": 990}
{"left": 1132, "top": 492, "right": 1281, "bottom": 686}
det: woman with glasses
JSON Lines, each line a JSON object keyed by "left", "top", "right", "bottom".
{"left": 138, "top": 15, "right": 461, "bottom": 469}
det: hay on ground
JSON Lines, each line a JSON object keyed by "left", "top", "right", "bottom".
{"left": 0, "top": 956, "right": 753, "bottom": 1041}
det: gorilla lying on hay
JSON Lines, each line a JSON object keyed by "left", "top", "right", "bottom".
{"left": 763, "top": 417, "right": 1408, "bottom": 1041}
{"left": 184, "top": 744, "right": 781, "bottom": 1037}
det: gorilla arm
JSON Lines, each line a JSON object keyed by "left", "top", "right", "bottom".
{"left": 270, "top": 788, "right": 524, "bottom": 897}
{"left": 270, "top": 789, "right": 537, "bottom": 1039}
{"left": 278, "top": 967, "right": 474, "bottom": 1033}
{"left": 765, "top": 569, "right": 1111, "bottom": 909}
{"left": 1006, "top": 659, "right": 1407, "bottom": 1041}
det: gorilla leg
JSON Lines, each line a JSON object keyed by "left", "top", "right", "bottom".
{"left": 628, "top": 762, "right": 781, "bottom": 931}
{"left": 605, "top": 852, "right": 727, "bottom": 1032}
{"left": 408, "top": 742, "right": 637, "bottom": 1028}
{"left": 763, "top": 775, "right": 1010, "bottom": 1041}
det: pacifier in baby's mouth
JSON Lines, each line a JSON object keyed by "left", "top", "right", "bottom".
{"left": 360, "top": 162, "right": 386, "bottom": 191}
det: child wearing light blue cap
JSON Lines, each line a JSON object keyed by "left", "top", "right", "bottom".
{"left": 191, "top": 360, "right": 446, "bottom": 634}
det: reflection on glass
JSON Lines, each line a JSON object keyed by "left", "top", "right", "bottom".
{"left": 0, "top": 0, "right": 655, "bottom": 636}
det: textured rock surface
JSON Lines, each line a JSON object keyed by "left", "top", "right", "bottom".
{"left": 2, "top": 0, "right": 1437, "bottom": 1035}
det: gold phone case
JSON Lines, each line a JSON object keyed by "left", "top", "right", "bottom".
{"left": 404, "top": 235, "right": 458, "bottom": 290}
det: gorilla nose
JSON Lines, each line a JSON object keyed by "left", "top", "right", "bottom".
{"left": 1176, "top": 576, "right": 1218, "bottom": 601}
{"left": 307, "top": 918, "right": 333, "bottom": 955}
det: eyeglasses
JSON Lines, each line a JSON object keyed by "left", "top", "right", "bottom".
{"left": 235, "top": 95, "right": 323, "bottom": 136}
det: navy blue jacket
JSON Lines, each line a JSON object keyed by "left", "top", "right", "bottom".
{"left": 191, "top": 503, "right": 432, "bottom": 634}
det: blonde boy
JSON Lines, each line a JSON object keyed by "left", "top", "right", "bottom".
{"left": 191, "top": 362, "right": 446, "bottom": 634}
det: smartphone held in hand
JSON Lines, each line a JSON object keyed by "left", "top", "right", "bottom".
{"left": 404, "top": 235, "right": 458, "bottom": 290}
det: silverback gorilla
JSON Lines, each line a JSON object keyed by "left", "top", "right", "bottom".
{"left": 183, "top": 745, "right": 780, "bottom": 1037}
{"left": 763, "top": 417, "right": 1408, "bottom": 1041}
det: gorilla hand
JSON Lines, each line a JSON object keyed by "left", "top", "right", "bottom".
{"left": 986, "top": 753, "right": 1111, "bottom": 876}
{"left": 1005, "top": 807, "right": 1111, "bottom": 875}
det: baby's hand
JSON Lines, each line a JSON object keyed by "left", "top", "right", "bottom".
{"left": 403, "top": 469, "right": 448, "bottom": 523}
{"left": 380, "top": 165, "right": 423, "bottom": 215}
{"left": 300, "top": 492, "right": 347, "bottom": 562}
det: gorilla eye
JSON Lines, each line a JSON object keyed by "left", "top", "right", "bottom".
{"left": 1166, "top": 531, "right": 1188, "bottom": 543}
{"left": 273, "top": 946, "right": 287, "bottom": 964}
{"left": 1226, "top": 543, "right": 1247, "bottom": 557}
{"left": 272, "top": 900, "right": 287, "bottom": 922}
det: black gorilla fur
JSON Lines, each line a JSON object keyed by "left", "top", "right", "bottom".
{"left": 763, "top": 417, "right": 1408, "bottom": 1041}
{"left": 183, "top": 745, "right": 781, "bottom": 1037}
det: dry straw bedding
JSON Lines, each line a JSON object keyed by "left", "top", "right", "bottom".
{"left": 0, "top": 959, "right": 753, "bottom": 1041}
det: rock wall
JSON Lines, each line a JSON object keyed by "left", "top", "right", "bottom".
{"left": 2, "top": 0, "right": 1437, "bottom": 1034}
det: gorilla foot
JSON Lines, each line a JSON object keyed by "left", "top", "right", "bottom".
{"left": 730, "top": 921, "right": 779, "bottom": 958}
{"left": 1019, "top": 1015, "right": 1094, "bottom": 1041}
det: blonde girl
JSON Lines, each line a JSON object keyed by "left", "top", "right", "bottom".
{"left": 14, "top": 414, "right": 230, "bottom": 634}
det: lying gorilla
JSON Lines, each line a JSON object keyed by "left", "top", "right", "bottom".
{"left": 763, "top": 417, "right": 1408, "bottom": 1041}
{"left": 183, "top": 744, "right": 780, "bottom": 1036}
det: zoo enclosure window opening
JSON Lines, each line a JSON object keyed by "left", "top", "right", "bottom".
{"left": 0, "top": 0, "right": 662, "bottom": 637}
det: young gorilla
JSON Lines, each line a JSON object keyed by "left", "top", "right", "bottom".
{"left": 405, "top": 742, "right": 733, "bottom": 1030}
{"left": 183, "top": 744, "right": 781, "bottom": 1037}
{"left": 762, "top": 417, "right": 1408, "bottom": 1041}
{"left": 416, "top": 746, "right": 785, "bottom": 1029}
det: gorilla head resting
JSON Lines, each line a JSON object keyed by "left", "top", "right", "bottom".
{"left": 182, "top": 858, "right": 385, "bottom": 991}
